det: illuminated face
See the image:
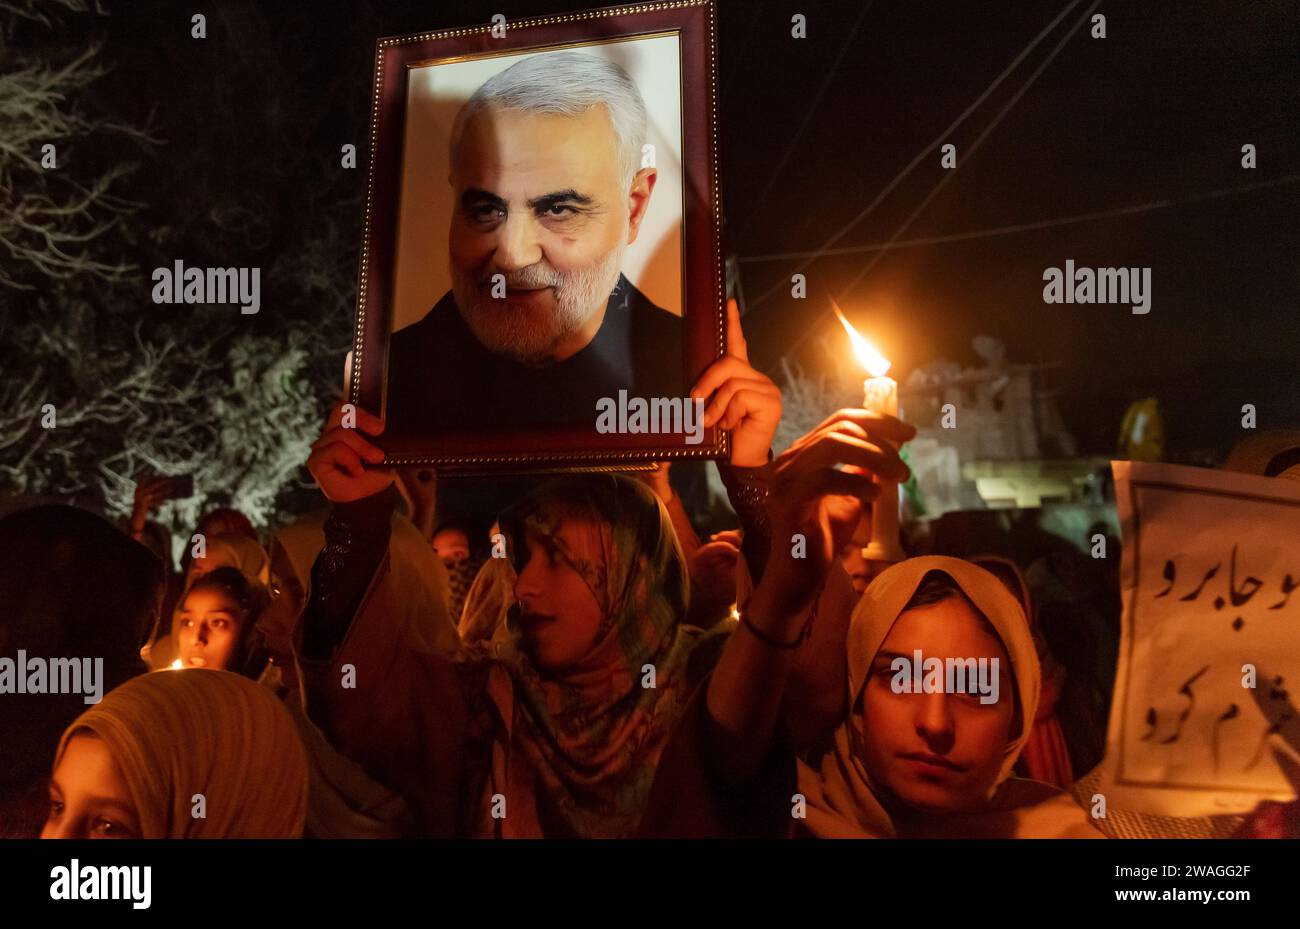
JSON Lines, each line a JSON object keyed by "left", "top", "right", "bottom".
{"left": 448, "top": 104, "right": 656, "bottom": 363}
{"left": 858, "top": 597, "right": 1016, "bottom": 813}
{"left": 512, "top": 524, "right": 605, "bottom": 672}
{"left": 42, "top": 733, "right": 141, "bottom": 839}
{"left": 432, "top": 527, "right": 472, "bottom": 562}
{"left": 176, "top": 586, "right": 242, "bottom": 671}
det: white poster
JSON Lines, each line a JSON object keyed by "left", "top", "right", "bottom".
{"left": 1102, "top": 460, "right": 1300, "bottom": 816}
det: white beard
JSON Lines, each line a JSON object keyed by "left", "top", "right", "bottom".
{"left": 452, "top": 240, "right": 627, "bottom": 364}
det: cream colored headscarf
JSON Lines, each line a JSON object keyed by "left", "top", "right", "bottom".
{"left": 53, "top": 669, "right": 309, "bottom": 838}
{"left": 262, "top": 507, "right": 451, "bottom": 837}
{"left": 799, "top": 556, "right": 1101, "bottom": 839}
{"left": 271, "top": 507, "right": 458, "bottom": 655}
{"left": 146, "top": 534, "right": 272, "bottom": 671}
{"left": 193, "top": 533, "right": 271, "bottom": 585}
{"left": 457, "top": 556, "right": 517, "bottom": 645}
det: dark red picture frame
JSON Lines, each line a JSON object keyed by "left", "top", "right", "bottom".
{"left": 348, "top": 1, "right": 726, "bottom": 473}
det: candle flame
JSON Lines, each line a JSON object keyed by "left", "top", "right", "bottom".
{"left": 833, "top": 300, "right": 891, "bottom": 377}
{"left": 169, "top": 659, "right": 183, "bottom": 670}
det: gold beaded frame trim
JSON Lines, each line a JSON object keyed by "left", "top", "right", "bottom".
{"left": 348, "top": 1, "right": 727, "bottom": 471}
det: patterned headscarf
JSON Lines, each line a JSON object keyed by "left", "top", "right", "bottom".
{"left": 445, "top": 555, "right": 485, "bottom": 625}
{"left": 485, "top": 474, "right": 703, "bottom": 838}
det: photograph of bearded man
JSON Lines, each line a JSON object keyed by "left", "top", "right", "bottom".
{"left": 385, "top": 50, "right": 684, "bottom": 434}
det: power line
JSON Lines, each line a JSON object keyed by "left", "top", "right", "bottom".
{"left": 737, "top": 173, "right": 1300, "bottom": 263}
{"left": 754, "top": 1, "right": 874, "bottom": 206}
{"left": 721, "top": 9, "right": 758, "bottom": 101}
{"left": 744, "top": 0, "right": 1090, "bottom": 314}
{"left": 839, "top": 0, "right": 1103, "bottom": 294}
{"left": 783, "top": 0, "right": 1104, "bottom": 356}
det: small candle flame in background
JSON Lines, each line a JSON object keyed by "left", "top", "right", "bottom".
{"left": 832, "top": 299, "right": 891, "bottom": 377}
{"left": 169, "top": 659, "right": 183, "bottom": 670}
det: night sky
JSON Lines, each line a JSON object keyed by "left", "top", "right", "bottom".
{"left": 724, "top": 0, "right": 1299, "bottom": 460}
{"left": 20, "top": 0, "right": 1300, "bottom": 462}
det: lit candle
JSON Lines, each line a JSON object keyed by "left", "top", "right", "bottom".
{"left": 834, "top": 301, "right": 905, "bottom": 564}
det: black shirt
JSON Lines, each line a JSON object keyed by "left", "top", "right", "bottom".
{"left": 386, "top": 274, "right": 685, "bottom": 434}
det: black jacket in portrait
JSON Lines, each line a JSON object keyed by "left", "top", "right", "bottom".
{"left": 385, "top": 274, "right": 686, "bottom": 434}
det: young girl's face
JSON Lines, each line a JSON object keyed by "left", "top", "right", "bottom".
{"left": 512, "top": 524, "right": 604, "bottom": 672}
{"left": 42, "top": 733, "right": 141, "bottom": 839}
{"left": 176, "top": 587, "right": 242, "bottom": 671}
{"left": 859, "top": 596, "right": 1016, "bottom": 813}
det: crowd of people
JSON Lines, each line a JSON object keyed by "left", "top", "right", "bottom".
{"left": 2, "top": 306, "right": 1297, "bottom": 841}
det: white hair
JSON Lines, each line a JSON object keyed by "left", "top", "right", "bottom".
{"left": 450, "top": 51, "right": 648, "bottom": 185}
{"left": 451, "top": 239, "right": 626, "bottom": 363}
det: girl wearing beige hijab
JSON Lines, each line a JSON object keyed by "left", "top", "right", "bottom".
{"left": 42, "top": 669, "right": 308, "bottom": 839}
{"left": 145, "top": 533, "right": 273, "bottom": 671}
{"left": 641, "top": 411, "right": 1100, "bottom": 838}
{"left": 795, "top": 557, "right": 1100, "bottom": 838}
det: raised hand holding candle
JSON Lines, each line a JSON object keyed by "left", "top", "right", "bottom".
{"left": 834, "top": 301, "right": 905, "bottom": 564}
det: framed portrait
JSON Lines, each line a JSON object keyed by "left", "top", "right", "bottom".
{"left": 348, "top": 0, "right": 726, "bottom": 472}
